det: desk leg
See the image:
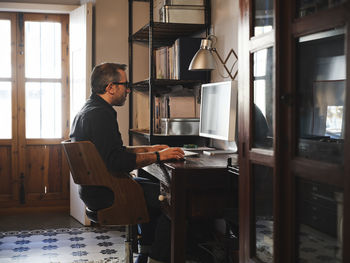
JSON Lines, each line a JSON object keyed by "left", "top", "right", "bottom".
{"left": 170, "top": 170, "right": 187, "bottom": 263}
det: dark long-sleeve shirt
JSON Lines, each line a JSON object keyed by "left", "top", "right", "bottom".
{"left": 70, "top": 93, "right": 136, "bottom": 173}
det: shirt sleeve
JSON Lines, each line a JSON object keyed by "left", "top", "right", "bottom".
{"left": 83, "top": 109, "right": 137, "bottom": 173}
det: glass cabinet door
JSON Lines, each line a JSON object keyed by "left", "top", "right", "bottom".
{"left": 293, "top": 26, "right": 346, "bottom": 263}
{"left": 240, "top": 0, "right": 350, "bottom": 262}
{"left": 278, "top": 0, "right": 349, "bottom": 262}
{"left": 239, "top": 0, "right": 276, "bottom": 262}
{"left": 296, "top": 28, "right": 345, "bottom": 164}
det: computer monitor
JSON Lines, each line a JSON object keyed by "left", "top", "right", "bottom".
{"left": 199, "top": 81, "right": 238, "bottom": 141}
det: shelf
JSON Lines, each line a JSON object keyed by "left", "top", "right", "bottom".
{"left": 132, "top": 79, "right": 204, "bottom": 91}
{"left": 129, "top": 129, "right": 150, "bottom": 138}
{"left": 130, "top": 129, "right": 200, "bottom": 137}
{"left": 131, "top": 22, "right": 207, "bottom": 47}
{"left": 129, "top": 129, "right": 206, "bottom": 147}
{"left": 128, "top": 1, "right": 210, "bottom": 146}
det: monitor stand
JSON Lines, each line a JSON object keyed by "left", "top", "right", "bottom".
{"left": 203, "top": 150, "right": 237, "bottom": 156}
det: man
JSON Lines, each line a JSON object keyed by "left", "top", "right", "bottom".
{"left": 70, "top": 62, "right": 184, "bottom": 263}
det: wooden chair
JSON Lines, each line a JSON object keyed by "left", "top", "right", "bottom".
{"left": 62, "top": 140, "right": 149, "bottom": 263}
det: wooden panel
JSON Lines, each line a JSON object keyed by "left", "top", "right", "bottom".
{"left": 25, "top": 145, "right": 48, "bottom": 195}
{"left": 48, "top": 145, "right": 63, "bottom": 193}
{"left": 0, "top": 147, "right": 12, "bottom": 196}
{"left": 24, "top": 145, "right": 69, "bottom": 202}
{"left": 188, "top": 189, "right": 233, "bottom": 218}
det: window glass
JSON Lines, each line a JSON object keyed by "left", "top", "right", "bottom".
{"left": 296, "top": 28, "right": 345, "bottom": 164}
{"left": 296, "top": 177, "right": 343, "bottom": 262}
{"left": 0, "top": 82, "right": 12, "bottom": 139}
{"left": 25, "top": 21, "right": 61, "bottom": 78}
{"left": 0, "top": 19, "right": 11, "bottom": 78}
{"left": 253, "top": 48, "right": 273, "bottom": 149}
{"left": 253, "top": 0, "right": 274, "bottom": 36}
{"left": 253, "top": 164, "right": 274, "bottom": 262}
{"left": 25, "top": 82, "right": 62, "bottom": 138}
{"left": 297, "top": 0, "right": 346, "bottom": 17}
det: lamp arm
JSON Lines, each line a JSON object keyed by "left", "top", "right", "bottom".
{"left": 212, "top": 48, "right": 238, "bottom": 80}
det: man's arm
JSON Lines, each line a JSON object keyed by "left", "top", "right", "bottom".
{"left": 134, "top": 147, "right": 184, "bottom": 169}
{"left": 126, "top": 144, "right": 169, "bottom": 153}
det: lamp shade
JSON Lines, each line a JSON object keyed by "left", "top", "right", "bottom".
{"left": 188, "top": 38, "right": 215, "bottom": 71}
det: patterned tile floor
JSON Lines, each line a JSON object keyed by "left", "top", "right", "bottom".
{"left": 0, "top": 227, "right": 129, "bottom": 263}
{"left": 255, "top": 219, "right": 342, "bottom": 263}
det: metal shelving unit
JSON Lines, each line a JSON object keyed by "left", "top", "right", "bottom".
{"left": 128, "top": 0, "right": 211, "bottom": 145}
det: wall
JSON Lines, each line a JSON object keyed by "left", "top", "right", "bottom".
{"left": 210, "top": 0, "right": 239, "bottom": 151}
{"left": 94, "top": 0, "right": 128, "bottom": 143}
{"left": 94, "top": 0, "right": 148, "bottom": 145}
{"left": 211, "top": 0, "right": 239, "bottom": 83}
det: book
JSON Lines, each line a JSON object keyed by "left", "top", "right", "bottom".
{"left": 155, "top": 47, "right": 168, "bottom": 79}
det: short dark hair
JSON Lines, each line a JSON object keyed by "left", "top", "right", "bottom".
{"left": 90, "top": 62, "right": 127, "bottom": 94}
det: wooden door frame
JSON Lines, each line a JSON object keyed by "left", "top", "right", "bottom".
{"left": 16, "top": 12, "right": 70, "bottom": 206}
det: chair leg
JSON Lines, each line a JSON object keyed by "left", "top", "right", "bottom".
{"left": 125, "top": 225, "right": 134, "bottom": 263}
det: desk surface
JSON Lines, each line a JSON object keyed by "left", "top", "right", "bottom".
{"left": 165, "top": 152, "right": 238, "bottom": 169}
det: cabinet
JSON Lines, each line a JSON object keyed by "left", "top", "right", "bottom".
{"left": 239, "top": 0, "right": 349, "bottom": 262}
{"left": 128, "top": 0, "right": 211, "bottom": 146}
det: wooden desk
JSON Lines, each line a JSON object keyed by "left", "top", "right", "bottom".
{"left": 142, "top": 153, "right": 239, "bottom": 263}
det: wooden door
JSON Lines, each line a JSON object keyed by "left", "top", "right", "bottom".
{"left": 279, "top": 1, "right": 349, "bottom": 262}
{"left": 238, "top": 0, "right": 278, "bottom": 262}
{"left": 239, "top": 0, "right": 349, "bottom": 262}
{"left": 0, "top": 12, "right": 70, "bottom": 209}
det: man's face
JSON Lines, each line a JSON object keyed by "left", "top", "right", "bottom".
{"left": 111, "top": 69, "right": 130, "bottom": 106}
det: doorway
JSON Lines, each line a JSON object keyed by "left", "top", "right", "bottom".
{"left": 0, "top": 12, "right": 69, "bottom": 210}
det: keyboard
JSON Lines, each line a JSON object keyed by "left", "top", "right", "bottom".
{"left": 203, "top": 150, "right": 237, "bottom": 155}
{"left": 183, "top": 150, "right": 199, "bottom": 157}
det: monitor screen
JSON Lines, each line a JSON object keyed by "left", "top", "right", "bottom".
{"left": 199, "top": 81, "right": 238, "bottom": 141}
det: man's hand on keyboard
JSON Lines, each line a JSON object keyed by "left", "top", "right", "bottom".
{"left": 159, "top": 147, "right": 185, "bottom": 161}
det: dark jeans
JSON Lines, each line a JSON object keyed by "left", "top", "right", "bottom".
{"left": 79, "top": 177, "right": 170, "bottom": 261}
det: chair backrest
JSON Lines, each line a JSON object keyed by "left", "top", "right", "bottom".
{"left": 62, "top": 140, "right": 149, "bottom": 226}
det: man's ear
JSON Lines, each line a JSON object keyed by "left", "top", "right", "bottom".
{"left": 105, "top": 83, "right": 114, "bottom": 94}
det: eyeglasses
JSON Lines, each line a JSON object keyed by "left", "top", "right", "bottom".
{"left": 111, "top": 81, "right": 130, "bottom": 89}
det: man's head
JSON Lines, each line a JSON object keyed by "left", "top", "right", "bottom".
{"left": 91, "top": 62, "right": 130, "bottom": 106}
